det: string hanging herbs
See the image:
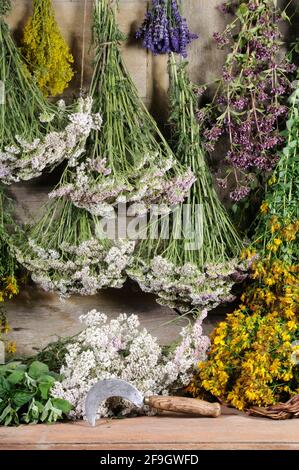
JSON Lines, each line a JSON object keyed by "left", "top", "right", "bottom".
{"left": 254, "top": 83, "right": 299, "bottom": 263}
{"left": 200, "top": 0, "right": 295, "bottom": 201}
{"left": 15, "top": 198, "right": 135, "bottom": 298}
{"left": 128, "top": 56, "right": 247, "bottom": 314}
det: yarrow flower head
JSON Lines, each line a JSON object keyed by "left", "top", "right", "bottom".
{"left": 136, "top": 0, "right": 198, "bottom": 58}
{"left": 0, "top": 96, "right": 101, "bottom": 184}
{"left": 51, "top": 310, "right": 209, "bottom": 419}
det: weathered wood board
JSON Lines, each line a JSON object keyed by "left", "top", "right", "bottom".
{"left": 1, "top": 410, "right": 299, "bottom": 450}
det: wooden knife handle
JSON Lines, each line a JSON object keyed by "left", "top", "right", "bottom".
{"left": 144, "top": 396, "right": 221, "bottom": 417}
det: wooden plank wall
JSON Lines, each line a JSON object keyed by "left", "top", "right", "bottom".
{"left": 7, "top": 0, "right": 228, "bottom": 110}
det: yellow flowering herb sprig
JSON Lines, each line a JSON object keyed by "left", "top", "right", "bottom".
{"left": 23, "top": 0, "right": 74, "bottom": 96}
{"left": 0, "top": 186, "right": 20, "bottom": 303}
{"left": 189, "top": 262, "right": 299, "bottom": 410}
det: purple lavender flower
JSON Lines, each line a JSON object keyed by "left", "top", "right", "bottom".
{"left": 136, "top": 0, "right": 198, "bottom": 58}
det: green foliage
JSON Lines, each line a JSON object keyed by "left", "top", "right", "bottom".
{"left": 254, "top": 82, "right": 299, "bottom": 264}
{"left": 29, "top": 335, "right": 77, "bottom": 373}
{"left": 0, "top": 0, "right": 11, "bottom": 17}
{"left": 0, "top": 360, "right": 71, "bottom": 426}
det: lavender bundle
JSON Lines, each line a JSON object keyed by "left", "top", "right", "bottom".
{"left": 128, "top": 56, "right": 246, "bottom": 314}
{"left": 200, "top": 0, "right": 294, "bottom": 201}
{"left": 136, "top": 0, "right": 198, "bottom": 57}
{"left": 48, "top": 0, "right": 194, "bottom": 218}
{"left": 0, "top": 4, "right": 99, "bottom": 184}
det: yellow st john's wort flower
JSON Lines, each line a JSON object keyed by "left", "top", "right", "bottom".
{"left": 6, "top": 341, "right": 17, "bottom": 355}
{"left": 260, "top": 201, "right": 269, "bottom": 214}
{"left": 190, "top": 257, "right": 299, "bottom": 411}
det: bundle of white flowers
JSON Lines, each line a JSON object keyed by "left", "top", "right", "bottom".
{"left": 51, "top": 310, "right": 210, "bottom": 419}
{"left": 128, "top": 57, "right": 245, "bottom": 314}
{"left": 49, "top": 159, "right": 195, "bottom": 218}
{"left": 15, "top": 200, "right": 135, "bottom": 297}
{"left": 128, "top": 256, "right": 249, "bottom": 313}
{"left": 0, "top": 97, "right": 102, "bottom": 184}
{"left": 0, "top": 11, "right": 101, "bottom": 184}
{"left": 15, "top": 0, "right": 194, "bottom": 296}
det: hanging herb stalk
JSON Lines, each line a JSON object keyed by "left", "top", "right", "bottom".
{"left": 23, "top": 0, "right": 74, "bottom": 96}
{"left": 48, "top": 0, "right": 194, "bottom": 218}
{"left": 0, "top": 185, "right": 19, "bottom": 302}
{"left": 128, "top": 56, "right": 246, "bottom": 314}
{"left": 0, "top": 5, "right": 99, "bottom": 184}
{"left": 200, "top": 0, "right": 295, "bottom": 201}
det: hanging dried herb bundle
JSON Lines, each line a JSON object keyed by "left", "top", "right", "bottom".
{"left": 200, "top": 0, "right": 294, "bottom": 201}
{"left": 0, "top": 6, "right": 98, "bottom": 184}
{"left": 128, "top": 56, "right": 246, "bottom": 314}
{"left": 190, "top": 84, "right": 299, "bottom": 411}
{"left": 22, "top": 0, "right": 74, "bottom": 96}
{"left": 15, "top": 197, "right": 135, "bottom": 297}
{"left": 49, "top": 0, "right": 194, "bottom": 218}
{"left": 254, "top": 84, "right": 299, "bottom": 263}
{"left": 136, "top": 0, "right": 198, "bottom": 57}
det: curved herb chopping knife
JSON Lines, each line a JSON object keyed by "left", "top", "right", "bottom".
{"left": 85, "top": 378, "right": 221, "bottom": 426}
